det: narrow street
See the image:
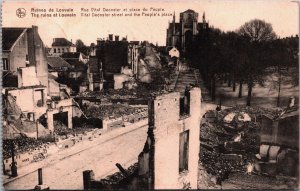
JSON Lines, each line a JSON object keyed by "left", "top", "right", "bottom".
{"left": 4, "top": 123, "right": 148, "bottom": 190}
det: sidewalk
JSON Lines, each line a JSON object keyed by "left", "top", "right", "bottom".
{"left": 3, "top": 119, "right": 148, "bottom": 186}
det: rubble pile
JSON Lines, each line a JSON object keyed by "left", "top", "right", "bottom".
{"left": 3, "top": 137, "right": 46, "bottom": 159}
{"left": 77, "top": 68, "right": 175, "bottom": 101}
{"left": 95, "top": 163, "right": 138, "bottom": 189}
{"left": 77, "top": 87, "right": 153, "bottom": 100}
{"left": 200, "top": 106, "right": 271, "bottom": 184}
{"left": 83, "top": 104, "right": 146, "bottom": 119}
{"left": 53, "top": 121, "right": 94, "bottom": 137}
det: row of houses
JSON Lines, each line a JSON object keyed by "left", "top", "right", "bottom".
{"left": 2, "top": 26, "right": 143, "bottom": 140}
{"left": 47, "top": 34, "right": 142, "bottom": 92}
{"left": 2, "top": 26, "right": 82, "bottom": 140}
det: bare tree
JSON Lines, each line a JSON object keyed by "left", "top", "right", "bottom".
{"left": 238, "top": 19, "right": 276, "bottom": 43}
{"left": 238, "top": 19, "right": 277, "bottom": 106}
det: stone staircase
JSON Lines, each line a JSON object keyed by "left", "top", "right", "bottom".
{"left": 194, "top": 69, "right": 211, "bottom": 102}
{"left": 174, "top": 70, "right": 197, "bottom": 95}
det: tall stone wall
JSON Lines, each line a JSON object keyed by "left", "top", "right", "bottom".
{"left": 139, "top": 87, "right": 202, "bottom": 189}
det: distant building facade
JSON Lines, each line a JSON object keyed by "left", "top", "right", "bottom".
{"left": 94, "top": 34, "right": 140, "bottom": 89}
{"left": 128, "top": 41, "right": 140, "bottom": 78}
{"left": 166, "top": 10, "right": 209, "bottom": 52}
{"left": 86, "top": 56, "right": 103, "bottom": 91}
{"left": 49, "top": 38, "right": 77, "bottom": 57}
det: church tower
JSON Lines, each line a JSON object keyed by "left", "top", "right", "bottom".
{"left": 180, "top": 9, "right": 198, "bottom": 52}
{"left": 166, "top": 9, "right": 209, "bottom": 54}
{"left": 172, "top": 11, "right": 176, "bottom": 46}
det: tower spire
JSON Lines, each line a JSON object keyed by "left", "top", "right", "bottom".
{"left": 173, "top": 11, "right": 175, "bottom": 23}
{"left": 173, "top": 11, "right": 176, "bottom": 34}
{"left": 202, "top": 12, "right": 206, "bottom": 23}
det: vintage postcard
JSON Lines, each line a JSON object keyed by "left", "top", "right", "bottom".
{"left": 1, "top": 0, "right": 299, "bottom": 190}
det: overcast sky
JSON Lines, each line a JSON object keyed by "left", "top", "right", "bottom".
{"left": 3, "top": 0, "right": 299, "bottom": 46}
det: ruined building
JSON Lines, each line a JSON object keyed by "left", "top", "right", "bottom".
{"left": 138, "top": 87, "right": 201, "bottom": 189}
{"left": 166, "top": 10, "right": 209, "bottom": 53}
{"left": 2, "top": 26, "right": 77, "bottom": 139}
{"left": 82, "top": 87, "right": 202, "bottom": 189}
{"left": 3, "top": 26, "right": 49, "bottom": 89}
{"left": 86, "top": 56, "right": 103, "bottom": 91}
{"left": 259, "top": 97, "right": 299, "bottom": 177}
{"left": 92, "top": 34, "right": 140, "bottom": 90}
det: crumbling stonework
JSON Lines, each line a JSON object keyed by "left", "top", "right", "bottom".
{"left": 47, "top": 99, "right": 74, "bottom": 132}
{"left": 138, "top": 87, "right": 201, "bottom": 189}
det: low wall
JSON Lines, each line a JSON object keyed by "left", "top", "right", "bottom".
{"left": 102, "top": 110, "right": 148, "bottom": 130}
{"left": 3, "top": 119, "right": 148, "bottom": 175}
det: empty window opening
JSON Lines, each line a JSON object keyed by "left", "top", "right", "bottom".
{"left": 180, "top": 89, "right": 190, "bottom": 116}
{"left": 3, "top": 58, "right": 9, "bottom": 70}
{"left": 34, "top": 89, "right": 44, "bottom": 107}
{"left": 179, "top": 130, "right": 189, "bottom": 172}
{"left": 53, "top": 111, "right": 69, "bottom": 130}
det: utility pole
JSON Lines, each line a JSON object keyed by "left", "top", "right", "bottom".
{"left": 36, "top": 119, "right": 39, "bottom": 139}
{"left": 10, "top": 142, "right": 18, "bottom": 177}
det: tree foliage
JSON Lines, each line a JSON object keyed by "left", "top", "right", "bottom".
{"left": 188, "top": 19, "right": 298, "bottom": 107}
{"left": 238, "top": 19, "right": 276, "bottom": 43}
{"left": 75, "top": 39, "right": 89, "bottom": 55}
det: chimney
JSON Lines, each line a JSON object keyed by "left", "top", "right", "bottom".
{"left": 288, "top": 97, "right": 295, "bottom": 108}
{"left": 109, "top": 34, "right": 113, "bottom": 41}
{"left": 32, "top": 25, "right": 38, "bottom": 34}
{"left": 115, "top": 35, "right": 119, "bottom": 41}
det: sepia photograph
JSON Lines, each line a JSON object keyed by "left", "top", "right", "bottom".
{"left": 1, "top": 0, "right": 299, "bottom": 190}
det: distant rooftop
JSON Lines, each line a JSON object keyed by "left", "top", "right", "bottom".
{"left": 65, "top": 60, "right": 86, "bottom": 72}
{"left": 52, "top": 38, "right": 75, "bottom": 47}
{"left": 182, "top": 9, "right": 196, "bottom": 13}
{"left": 47, "top": 56, "right": 72, "bottom": 68}
{"left": 61, "top": 52, "right": 84, "bottom": 59}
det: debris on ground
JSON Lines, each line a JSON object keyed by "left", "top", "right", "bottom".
{"left": 53, "top": 120, "right": 94, "bottom": 137}
{"left": 199, "top": 105, "right": 299, "bottom": 189}
{"left": 3, "top": 137, "right": 50, "bottom": 159}
{"left": 200, "top": 106, "right": 272, "bottom": 185}
{"left": 82, "top": 103, "right": 147, "bottom": 119}
{"left": 93, "top": 163, "right": 139, "bottom": 189}
{"left": 222, "top": 172, "right": 299, "bottom": 189}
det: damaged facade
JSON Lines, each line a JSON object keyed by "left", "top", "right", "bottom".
{"left": 2, "top": 26, "right": 78, "bottom": 140}
{"left": 83, "top": 87, "right": 202, "bottom": 189}
{"left": 259, "top": 98, "right": 299, "bottom": 177}
{"left": 2, "top": 26, "right": 49, "bottom": 89}
{"left": 86, "top": 56, "right": 103, "bottom": 91}
{"left": 91, "top": 35, "right": 141, "bottom": 90}
{"left": 138, "top": 87, "right": 201, "bottom": 189}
